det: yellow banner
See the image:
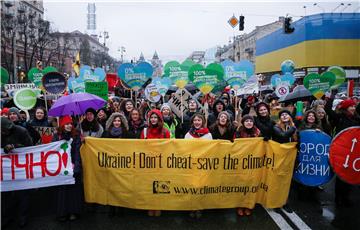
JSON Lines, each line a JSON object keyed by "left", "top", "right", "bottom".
{"left": 81, "top": 137, "right": 297, "bottom": 210}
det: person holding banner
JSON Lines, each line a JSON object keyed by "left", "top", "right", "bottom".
{"left": 80, "top": 108, "right": 104, "bottom": 138}
{"left": 234, "top": 115, "right": 260, "bottom": 216}
{"left": 101, "top": 112, "right": 129, "bottom": 216}
{"left": 1, "top": 117, "right": 33, "bottom": 228}
{"left": 325, "top": 95, "right": 360, "bottom": 207}
{"left": 253, "top": 102, "right": 275, "bottom": 141}
{"left": 210, "top": 111, "right": 235, "bottom": 141}
{"left": 160, "top": 103, "right": 183, "bottom": 138}
{"left": 298, "top": 110, "right": 322, "bottom": 131}
{"left": 127, "top": 108, "right": 146, "bottom": 139}
{"left": 184, "top": 113, "right": 212, "bottom": 140}
{"left": 140, "top": 109, "right": 170, "bottom": 217}
{"left": 272, "top": 110, "right": 298, "bottom": 144}
{"left": 53, "top": 116, "right": 83, "bottom": 221}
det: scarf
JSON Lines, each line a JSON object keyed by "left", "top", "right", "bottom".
{"left": 110, "top": 127, "right": 123, "bottom": 137}
{"left": 189, "top": 127, "right": 210, "bottom": 138}
{"left": 131, "top": 119, "right": 142, "bottom": 130}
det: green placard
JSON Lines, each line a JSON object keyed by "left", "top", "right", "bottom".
{"left": 303, "top": 72, "right": 336, "bottom": 99}
{"left": 13, "top": 88, "right": 37, "bottom": 110}
{"left": 85, "top": 82, "right": 108, "bottom": 100}
{"left": 28, "top": 67, "right": 43, "bottom": 87}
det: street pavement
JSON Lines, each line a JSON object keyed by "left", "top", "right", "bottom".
{"left": 2, "top": 178, "right": 359, "bottom": 230}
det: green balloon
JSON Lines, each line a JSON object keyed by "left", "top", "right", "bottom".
{"left": 28, "top": 67, "right": 43, "bottom": 87}
{"left": 1, "top": 67, "right": 9, "bottom": 86}
{"left": 42, "top": 66, "right": 58, "bottom": 75}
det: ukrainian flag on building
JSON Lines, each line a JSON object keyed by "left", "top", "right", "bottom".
{"left": 256, "top": 13, "right": 360, "bottom": 74}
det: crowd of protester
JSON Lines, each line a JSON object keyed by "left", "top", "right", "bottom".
{"left": 1, "top": 88, "right": 360, "bottom": 228}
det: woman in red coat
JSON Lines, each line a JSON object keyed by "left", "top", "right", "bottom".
{"left": 140, "top": 109, "right": 170, "bottom": 216}
{"left": 140, "top": 109, "right": 170, "bottom": 139}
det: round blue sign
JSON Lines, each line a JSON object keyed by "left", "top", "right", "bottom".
{"left": 42, "top": 72, "right": 67, "bottom": 94}
{"left": 294, "top": 130, "right": 334, "bottom": 186}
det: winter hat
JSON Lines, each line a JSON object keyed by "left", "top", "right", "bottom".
{"left": 278, "top": 109, "right": 292, "bottom": 118}
{"left": 241, "top": 114, "right": 254, "bottom": 124}
{"left": 1, "top": 107, "right": 9, "bottom": 116}
{"left": 8, "top": 107, "right": 21, "bottom": 118}
{"left": 85, "top": 107, "right": 97, "bottom": 116}
{"left": 339, "top": 99, "right": 356, "bottom": 110}
{"left": 59, "top": 116, "right": 73, "bottom": 128}
{"left": 160, "top": 103, "right": 171, "bottom": 112}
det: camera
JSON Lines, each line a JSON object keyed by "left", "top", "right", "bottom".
{"left": 153, "top": 181, "right": 170, "bottom": 194}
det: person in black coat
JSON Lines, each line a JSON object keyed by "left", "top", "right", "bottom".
{"left": 1, "top": 117, "right": 33, "bottom": 228}
{"left": 253, "top": 102, "right": 275, "bottom": 141}
{"left": 325, "top": 97, "right": 360, "bottom": 207}
{"left": 127, "top": 108, "right": 146, "bottom": 139}
{"left": 210, "top": 111, "right": 235, "bottom": 141}
{"left": 52, "top": 116, "right": 83, "bottom": 221}
{"left": 272, "top": 109, "right": 297, "bottom": 144}
{"left": 8, "top": 107, "right": 41, "bottom": 145}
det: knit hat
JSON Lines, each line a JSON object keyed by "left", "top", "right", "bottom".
{"left": 59, "top": 116, "right": 73, "bottom": 128}
{"left": 1, "top": 107, "right": 9, "bottom": 116}
{"left": 241, "top": 114, "right": 254, "bottom": 124}
{"left": 339, "top": 99, "right": 356, "bottom": 110}
{"left": 278, "top": 109, "right": 292, "bottom": 118}
{"left": 160, "top": 103, "right": 171, "bottom": 112}
{"left": 8, "top": 107, "right": 21, "bottom": 118}
{"left": 85, "top": 107, "right": 97, "bottom": 116}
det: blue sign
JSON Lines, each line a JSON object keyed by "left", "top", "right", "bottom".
{"left": 117, "top": 62, "right": 153, "bottom": 91}
{"left": 221, "top": 60, "right": 254, "bottom": 89}
{"left": 42, "top": 72, "right": 67, "bottom": 94}
{"left": 270, "top": 72, "right": 295, "bottom": 87}
{"left": 294, "top": 130, "right": 334, "bottom": 186}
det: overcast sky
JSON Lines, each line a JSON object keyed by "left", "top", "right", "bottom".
{"left": 43, "top": 0, "right": 358, "bottom": 62}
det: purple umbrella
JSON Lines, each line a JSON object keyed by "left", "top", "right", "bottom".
{"left": 48, "top": 93, "right": 106, "bottom": 117}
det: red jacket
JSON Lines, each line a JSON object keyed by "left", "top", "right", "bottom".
{"left": 140, "top": 109, "right": 170, "bottom": 139}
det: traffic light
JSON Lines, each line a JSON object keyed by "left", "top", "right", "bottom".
{"left": 284, "top": 17, "right": 295, "bottom": 34}
{"left": 239, "top": 15, "right": 244, "bottom": 31}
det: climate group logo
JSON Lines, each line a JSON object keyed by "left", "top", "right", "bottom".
{"left": 153, "top": 181, "right": 171, "bottom": 194}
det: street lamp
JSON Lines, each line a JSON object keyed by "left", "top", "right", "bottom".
{"left": 118, "top": 46, "right": 126, "bottom": 63}
{"left": 99, "top": 30, "right": 109, "bottom": 46}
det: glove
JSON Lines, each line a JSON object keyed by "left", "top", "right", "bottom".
{"left": 263, "top": 137, "right": 269, "bottom": 142}
{"left": 4, "top": 144, "right": 14, "bottom": 154}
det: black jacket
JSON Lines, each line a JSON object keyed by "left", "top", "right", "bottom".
{"left": 254, "top": 116, "right": 275, "bottom": 140}
{"left": 210, "top": 126, "right": 235, "bottom": 141}
{"left": 272, "top": 125, "right": 297, "bottom": 143}
{"left": 2, "top": 121, "right": 33, "bottom": 148}
{"left": 127, "top": 121, "right": 146, "bottom": 139}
